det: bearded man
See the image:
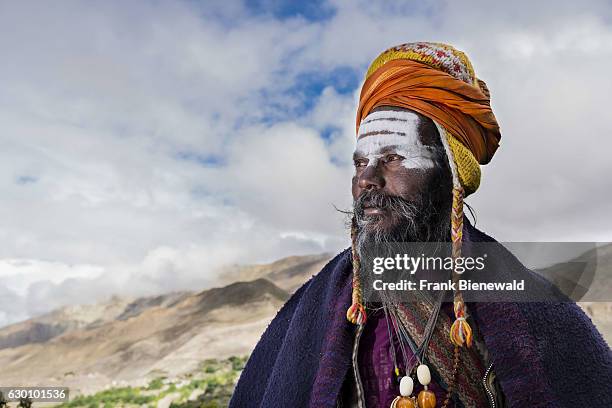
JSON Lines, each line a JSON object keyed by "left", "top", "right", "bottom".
{"left": 230, "top": 43, "right": 612, "bottom": 408}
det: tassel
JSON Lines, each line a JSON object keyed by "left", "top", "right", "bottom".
{"left": 347, "top": 301, "right": 366, "bottom": 325}
{"left": 450, "top": 299, "right": 473, "bottom": 347}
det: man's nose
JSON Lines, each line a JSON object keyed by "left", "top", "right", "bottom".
{"left": 358, "top": 164, "right": 385, "bottom": 190}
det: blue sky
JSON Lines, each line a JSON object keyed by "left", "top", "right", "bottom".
{"left": 1, "top": 0, "right": 612, "bottom": 326}
{"left": 243, "top": 0, "right": 336, "bottom": 21}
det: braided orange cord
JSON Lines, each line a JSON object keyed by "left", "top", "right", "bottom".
{"left": 451, "top": 186, "right": 464, "bottom": 260}
{"left": 347, "top": 217, "right": 367, "bottom": 325}
{"left": 449, "top": 186, "right": 473, "bottom": 347}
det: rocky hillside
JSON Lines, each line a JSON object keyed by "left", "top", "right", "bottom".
{"left": 217, "top": 253, "right": 331, "bottom": 292}
{"left": 0, "top": 253, "right": 330, "bottom": 397}
{"left": 0, "top": 294, "right": 187, "bottom": 351}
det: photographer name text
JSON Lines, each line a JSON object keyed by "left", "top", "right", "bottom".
{"left": 372, "top": 279, "right": 525, "bottom": 291}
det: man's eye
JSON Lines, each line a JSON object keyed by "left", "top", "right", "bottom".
{"left": 354, "top": 160, "right": 368, "bottom": 168}
{"left": 385, "top": 154, "right": 403, "bottom": 163}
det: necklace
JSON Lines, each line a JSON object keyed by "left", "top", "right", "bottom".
{"left": 386, "top": 293, "right": 460, "bottom": 408}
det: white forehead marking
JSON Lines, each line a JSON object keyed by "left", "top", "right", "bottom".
{"left": 358, "top": 109, "right": 421, "bottom": 137}
{"left": 355, "top": 110, "right": 436, "bottom": 170}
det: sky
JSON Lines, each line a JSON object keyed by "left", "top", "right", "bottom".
{"left": 1, "top": 0, "right": 611, "bottom": 326}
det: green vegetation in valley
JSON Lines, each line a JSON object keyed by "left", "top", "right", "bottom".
{"left": 57, "top": 386, "right": 154, "bottom": 407}
{"left": 53, "top": 355, "right": 248, "bottom": 408}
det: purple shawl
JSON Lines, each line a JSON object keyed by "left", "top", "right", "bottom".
{"left": 230, "top": 221, "right": 612, "bottom": 407}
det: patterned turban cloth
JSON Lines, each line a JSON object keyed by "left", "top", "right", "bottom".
{"left": 348, "top": 42, "right": 502, "bottom": 349}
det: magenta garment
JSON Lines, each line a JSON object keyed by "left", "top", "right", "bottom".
{"left": 358, "top": 309, "right": 453, "bottom": 408}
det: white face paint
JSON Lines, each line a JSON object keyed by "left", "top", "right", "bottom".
{"left": 354, "top": 110, "right": 437, "bottom": 170}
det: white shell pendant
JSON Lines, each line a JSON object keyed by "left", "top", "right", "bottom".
{"left": 416, "top": 364, "right": 431, "bottom": 386}
{"left": 399, "top": 376, "right": 414, "bottom": 397}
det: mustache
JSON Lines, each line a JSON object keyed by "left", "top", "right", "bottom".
{"left": 353, "top": 190, "right": 416, "bottom": 216}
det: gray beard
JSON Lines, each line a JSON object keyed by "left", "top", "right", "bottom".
{"left": 353, "top": 191, "right": 450, "bottom": 255}
{"left": 353, "top": 191, "right": 451, "bottom": 306}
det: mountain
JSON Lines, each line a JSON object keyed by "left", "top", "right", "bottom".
{"left": 0, "top": 252, "right": 327, "bottom": 397}
{"left": 0, "top": 293, "right": 188, "bottom": 351}
{"left": 536, "top": 242, "right": 612, "bottom": 301}
{"left": 217, "top": 253, "right": 332, "bottom": 292}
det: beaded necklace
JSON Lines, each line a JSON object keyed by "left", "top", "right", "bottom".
{"left": 386, "top": 294, "right": 460, "bottom": 408}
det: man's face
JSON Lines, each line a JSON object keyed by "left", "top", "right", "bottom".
{"left": 351, "top": 107, "right": 452, "bottom": 242}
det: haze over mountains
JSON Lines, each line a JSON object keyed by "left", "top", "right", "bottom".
{"left": 0, "top": 254, "right": 330, "bottom": 396}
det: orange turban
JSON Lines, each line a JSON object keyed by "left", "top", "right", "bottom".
{"left": 357, "top": 44, "right": 501, "bottom": 166}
